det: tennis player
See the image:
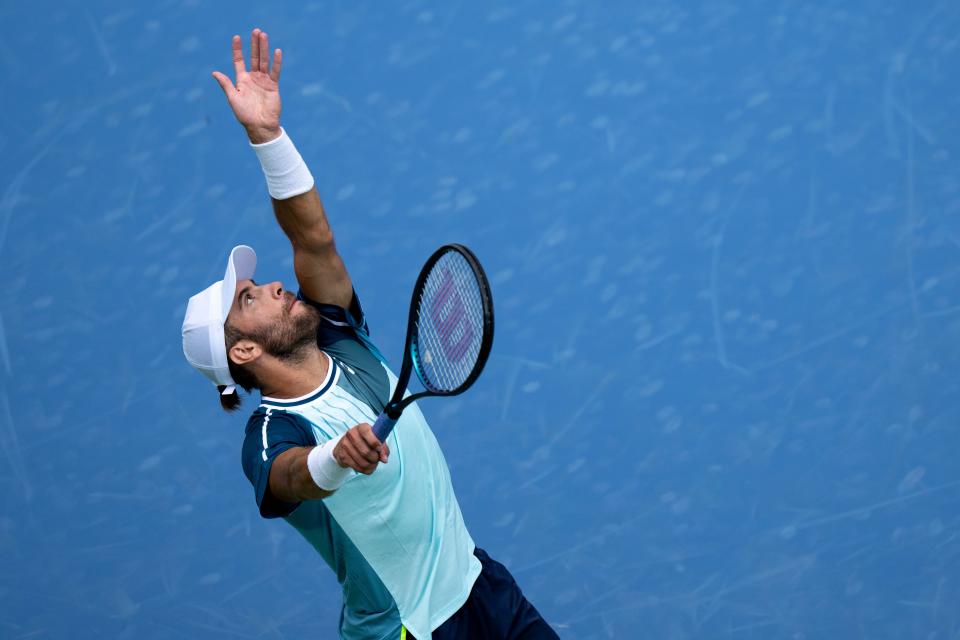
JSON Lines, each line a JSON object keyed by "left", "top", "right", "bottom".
{"left": 181, "top": 29, "right": 558, "bottom": 640}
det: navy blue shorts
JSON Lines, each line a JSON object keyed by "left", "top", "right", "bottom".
{"left": 407, "top": 547, "right": 560, "bottom": 639}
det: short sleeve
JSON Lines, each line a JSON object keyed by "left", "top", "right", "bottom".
{"left": 241, "top": 408, "right": 315, "bottom": 519}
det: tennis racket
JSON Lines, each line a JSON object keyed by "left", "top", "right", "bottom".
{"left": 372, "top": 244, "right": 495, "bottom": 442}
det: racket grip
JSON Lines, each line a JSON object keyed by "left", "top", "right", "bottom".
{"left": 372, "top": 412, "right": 398, "bottom": 442}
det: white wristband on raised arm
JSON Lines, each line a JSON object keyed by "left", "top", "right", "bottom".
{"left": 250, "top": 127, "right": 315, "bottom": 200}
{"left": 306, "top": 436, "right": 351, "bottom": 491}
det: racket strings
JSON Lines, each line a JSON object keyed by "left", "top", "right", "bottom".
{"left": 415, "top": 251, "right": 486, "bottom": 392}
{"left": 418, "top": 257, "right": 480, "bottom": 388}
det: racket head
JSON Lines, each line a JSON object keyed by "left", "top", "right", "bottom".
{"left": 404, "top": 244, "right": 494, "bottom": 397}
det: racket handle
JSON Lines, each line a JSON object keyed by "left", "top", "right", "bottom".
{"left": 372, "top": 412, "right": 398, "bottom": 442}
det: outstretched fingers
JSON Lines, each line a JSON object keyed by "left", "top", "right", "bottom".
{"left": 258, "top": 31, "right": 270, "bottom": 73}
{"left": 250, "top": 28, "right": 261, "bottom": 72}
{"left": 235, "top": 28, "right": 279, "bottom": 79}
{"left": 231, "top": 34, "right": 245, "bottom": 77}
{"left": 270, "top": 48, "right": 282, "bottom": 82}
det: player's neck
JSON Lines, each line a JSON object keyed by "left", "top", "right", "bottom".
{"left": 258, "top": 348, "right": 330, "bottom": 400}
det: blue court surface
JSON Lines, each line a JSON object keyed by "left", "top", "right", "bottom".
{"left": 3, "top": 2, "right": 959, "bottom": 638}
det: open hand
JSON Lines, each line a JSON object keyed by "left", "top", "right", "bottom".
{"left": 333, "top": 423, "right": 390, "bottom": 475}
{"left": 212, "top": 28, "right": 283, "bottom": 144}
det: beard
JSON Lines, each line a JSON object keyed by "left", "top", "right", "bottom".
{"left": 250, "top": 300, "right": 320, "bottom": 363}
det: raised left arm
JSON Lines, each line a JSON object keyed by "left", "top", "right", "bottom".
{"left": 213, "top": 28, "right": 353, "bottom": 308}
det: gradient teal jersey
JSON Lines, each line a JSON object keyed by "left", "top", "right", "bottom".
{"left": 241, "top": 292, "right": 481, "bottom": 640}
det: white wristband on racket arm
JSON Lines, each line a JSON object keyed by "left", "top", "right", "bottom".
{"left": 306, "top": 436, "right": 351, "bottom": 491}
{"left": 250, "top": 127, "right": 315, "bottom": 200}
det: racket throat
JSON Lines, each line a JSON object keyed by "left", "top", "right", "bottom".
{"left": 384, "top": 401, "right": 404, "bottom": 420}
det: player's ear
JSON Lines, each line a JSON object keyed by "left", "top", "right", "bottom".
{"left": 228, "top": 339, "right": 262, "bottom": 366}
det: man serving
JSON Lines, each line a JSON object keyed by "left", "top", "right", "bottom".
{"left": 181, "top": 29, "right": 558, "bottom": 640}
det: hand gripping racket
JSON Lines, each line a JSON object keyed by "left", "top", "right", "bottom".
{"left": 372, "top": 244, "right": 494, "bottom": 442}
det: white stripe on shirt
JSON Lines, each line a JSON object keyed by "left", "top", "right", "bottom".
{"left": 261, "top": 408, "right": 273, "bottom": 462}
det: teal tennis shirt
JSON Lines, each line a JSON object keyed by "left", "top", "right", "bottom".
{"left": 240, "top": 291, "right": 482, "bottom": 640}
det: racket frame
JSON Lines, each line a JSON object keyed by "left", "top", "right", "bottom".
{"left": 382, "top": 243, "right": 495, "bottom": 420}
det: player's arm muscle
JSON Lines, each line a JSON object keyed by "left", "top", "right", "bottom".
{"left": 271, "top": 190, "right": 353, "bottom": 309}
{"left": 268, "top": 446, "right": 334, "bottom": 502}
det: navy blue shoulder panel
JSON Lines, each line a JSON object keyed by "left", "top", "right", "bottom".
{"left": 241, "top": 406, "right": 316, "bottom": 519}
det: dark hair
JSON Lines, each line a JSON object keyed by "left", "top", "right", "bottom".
{"left": 218, "top": 321, "right": 263, "bottom": 412}
{"left": 217, "top": 385, "right": 243, "bottom": 412}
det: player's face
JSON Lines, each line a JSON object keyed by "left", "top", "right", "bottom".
{"left": 231, "top": 279, "right": 296, "bottom": 325}
{"left": 228, "top": 279, "right": 319, "bottom": 359}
